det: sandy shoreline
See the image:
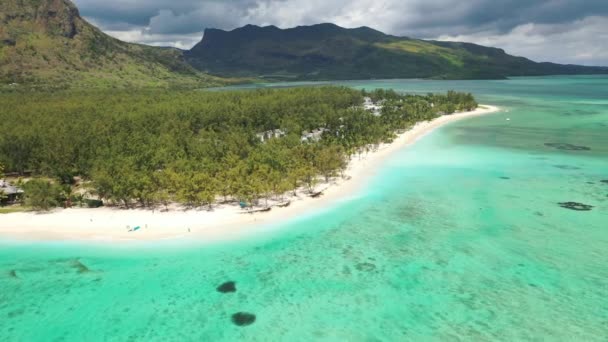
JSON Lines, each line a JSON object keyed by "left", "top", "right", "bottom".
{"left": 0, "top": 105, "right": 500, "bottom": 243}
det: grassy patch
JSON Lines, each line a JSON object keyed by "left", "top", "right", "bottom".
{"left": 0, "top": 206, "right": 28, "bottom": 214}
{"left": 375, "top": 40, "right": 446, "bottom": 54}
{"left": 375, "top": 40, "right": 465, "bottom": 67}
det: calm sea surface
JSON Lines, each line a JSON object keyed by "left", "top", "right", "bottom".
{"left": 1, "top": 76, "right": 607, "bottom": 341}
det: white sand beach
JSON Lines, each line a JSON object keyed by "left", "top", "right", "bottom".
{"left": 0, "top": 105, "right": 500, "bottom": 243}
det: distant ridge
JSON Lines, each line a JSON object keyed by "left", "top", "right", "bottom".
{"left": 185, "top": 23, "right": 608, "bottom": 80}
{"left": 2, "top": 1, "right": 606, "bottom": 88}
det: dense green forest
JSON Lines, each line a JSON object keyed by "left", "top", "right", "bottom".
{"left": 0, "top": 87, "right": 476, "bottom": 210}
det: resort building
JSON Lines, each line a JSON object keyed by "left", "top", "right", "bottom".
{"left": 363, "top": 97, "right": 382, "bottom": 116}
{"left": 256, "top": 129, "right": 287, "bottom": 142}
{"left": 301, "top": 128, "right": 329, "bottom": 142}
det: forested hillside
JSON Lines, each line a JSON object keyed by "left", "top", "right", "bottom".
{"left": 0, "top": 87, "right": 476, "bottom": 209}
{"left": 0, "top": 0, "right": 225, "bottom": 89}
{"left": 186, "top": 23, "right": 608, "bottom": 80}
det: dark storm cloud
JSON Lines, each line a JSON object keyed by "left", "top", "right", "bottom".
{"left": 457, "top": 0, "right": 607, "bottom": 30}
{"left": 381, "top": 0, "right": 608, "bottom": 37}
{"left": 74, "top": 0, "right": 263, "bottom": 32}
{"left": 71, "top": 0, "right": 608, "bottom": 65}
{"left": 74, "top": 0, "right": 203, "bottom": 26}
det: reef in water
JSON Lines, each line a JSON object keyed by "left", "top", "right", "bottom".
{"left": 70, "top": 259, "right": 91, "bottom": 274}
{"left": 544, "top": 143, "right": 591, "bottom": 151}
{"left": 356, "top": 262, "right": 377, "bottom": 272}
{"left": 500, "top": 176, "right": 511, "bottom": 180}
{"left": 601, "top": 180, "right": 608, "bottom": 184}
{"left": 562, "top": 109, "right": 600, "bottom": 117}
{"left": 231, "top": 312, "right": 256, "bottom": 326}
{"left": 552, "top": 165, "right": 582, "bottom": 170}
{"left": 217, "top": 281, "right": 237, "bottom": 293}
{"left": 558, "top": 202, "right": 594, "bottom": 211}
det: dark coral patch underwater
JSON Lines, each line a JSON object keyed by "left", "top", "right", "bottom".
{"left": 217, "top": 281, "right": 237, "bottom": 293}
{"left": 544, "top": 143, "right": 591, "bottom": 151}
{"left": 552, "top": 165, "right": 582, "bottom": 170}
{"left": 231, "top": 312, "right": 256, "bottom": 326}
{"left": 558, "top": 202, "right": 594, "bottom": 211}
{"left": 70, "top": 259, "right": 91, "bottom": 274}
{"left": 355, "top": 262, "right": 377, "bottom": 272}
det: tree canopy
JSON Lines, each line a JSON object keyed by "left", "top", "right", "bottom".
{"left": 22, "top": 179, "right": 64, "bottom": 211}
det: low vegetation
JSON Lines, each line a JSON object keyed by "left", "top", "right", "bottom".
{"left": 22, "top": 179, "right": 65, "bottom": 211}
{"left": 0, "top": 87, "right": 476, "bottom": 210}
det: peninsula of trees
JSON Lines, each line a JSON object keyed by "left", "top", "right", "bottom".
{"left": 0, "top": 87, "right": 476, "bottom": 210}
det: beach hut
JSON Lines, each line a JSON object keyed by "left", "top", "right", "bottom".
{"left": 0, "top": 179, "right": 24, "bottom": 204}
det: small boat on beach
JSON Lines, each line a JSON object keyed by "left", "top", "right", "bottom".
{"left": 276, "top": 201, "right": 291, "bottom": 208}
{"left": 310, "top": 191, "right": 324, "bottom": 198}
{"left": 242, "top": 207, "right": 272, "bottom": 214}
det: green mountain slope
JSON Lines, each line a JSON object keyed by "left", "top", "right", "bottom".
{"left": 0, "top": 0, "right": 225, "bottom": 89}
{"left": 186, "top": 23, "right": 608, "bottom": 80}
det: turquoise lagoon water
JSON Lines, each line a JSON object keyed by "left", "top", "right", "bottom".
{"left": 1, "top": 76, "right": 607, "bottom": 341}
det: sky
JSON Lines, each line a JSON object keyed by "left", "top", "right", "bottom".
{"left": 73, "top": 0, "right": 608, "bottom": 66}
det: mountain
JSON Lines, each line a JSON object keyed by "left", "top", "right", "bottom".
{"left": 3, "top": 2, "right": 606, "bottom": 87}
{"left": 186, "top": 23, "right": 608, "bottom": 80}
{"left": 0, "top": 0, "right": 224, "bottom": 89}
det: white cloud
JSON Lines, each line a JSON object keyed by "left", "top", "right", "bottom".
{"left": 103, "top": 29, "right": 204, "bottom": 50}
{"left": 436, "top": 16, "right": 608, "bottom": 65}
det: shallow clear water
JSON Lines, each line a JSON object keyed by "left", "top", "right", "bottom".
{"left": 1, "top": 76, "right": 607, "bottom": 341}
